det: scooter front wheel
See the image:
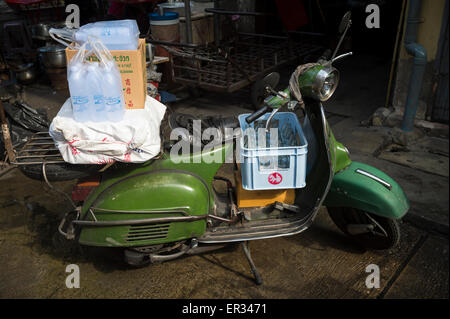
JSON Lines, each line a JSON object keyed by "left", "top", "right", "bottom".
{"left": 327, "top": 207, "right": 401, "bottom": 250}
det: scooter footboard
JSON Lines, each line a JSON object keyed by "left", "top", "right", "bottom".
{"left": 324, "top": 161, "right": 409, "bottom": 219}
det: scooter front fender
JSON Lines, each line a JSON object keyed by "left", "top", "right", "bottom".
{"left": 324, "top": 161, "right": 409, "bottom": 219}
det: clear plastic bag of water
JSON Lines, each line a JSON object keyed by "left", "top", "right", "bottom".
{"left": 67, "top": 39, "right": 125, "bottom": 122}
{"left": 91, "top": 39, "right": 125, "bottom": 122}
{"left": 67, "top": 42, "right": 91, "bottom": 122}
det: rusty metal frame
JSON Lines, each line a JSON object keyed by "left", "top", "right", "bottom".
{"left": 158, "top": 32, "right": 322, "bottom": 93}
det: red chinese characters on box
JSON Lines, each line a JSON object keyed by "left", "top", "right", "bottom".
{"left": 124, "top": 78, "right": 134, "bottom": 108}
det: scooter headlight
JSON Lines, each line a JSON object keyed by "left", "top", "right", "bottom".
{"left": 313, "top": 67, "right": 340, "bottom": 101}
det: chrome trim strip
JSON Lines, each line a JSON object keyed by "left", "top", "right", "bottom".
{"left": 91, "top": 207, "right": 190, "bottom": 216}
{"left": 309, "top": 104, "right": 335, "bottom": 222}
{"left": 355, "top": 169, "right": 392, "bottom": 190}
{"left": 72, "top": 213, "right": 238, "bottom": 227}
{"left": 73, "top": 215, "right": 206, "bottom": 227}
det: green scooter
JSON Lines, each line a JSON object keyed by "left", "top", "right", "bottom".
{"left": 59, "top": 12, "right": 409, "bottom": 284}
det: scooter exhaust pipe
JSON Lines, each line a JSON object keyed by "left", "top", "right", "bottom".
{"left": 124, "top": 239, "right": 226, "bottom": 265}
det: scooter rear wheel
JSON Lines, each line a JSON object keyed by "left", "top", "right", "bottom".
{"left": 327, "top": 207, "right": 401, "bottom": 250}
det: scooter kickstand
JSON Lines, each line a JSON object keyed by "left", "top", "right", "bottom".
{"left": 241, "top": 241, "right": 263, "bottom": 285}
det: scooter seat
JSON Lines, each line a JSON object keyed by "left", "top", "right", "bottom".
{"left": 165, "top": 113, "right": 240, "bottom": 148}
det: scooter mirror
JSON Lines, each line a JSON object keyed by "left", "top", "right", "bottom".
{"left": 338, "top": 11, "right": 352, "bottom": 34}
{"left": 260, "top": 72, "right": 280, "bottom": 92}
{"left": 251, "top": 72, "right": 280, "bottom": 108}
{"left": 331, "top": 11, "right": 352, "bottom": 61}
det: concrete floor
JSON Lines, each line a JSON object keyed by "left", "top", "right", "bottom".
{"left": 0, "top": 168, "right": 447, "bottom": 298}
{"left": 0, "top": 55, "right": 448, "bottom": 299}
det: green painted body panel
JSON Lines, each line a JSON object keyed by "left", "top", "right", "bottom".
{"left": 324, "top": 161, "right": 409, "bottom": 219}
{"left": 265, "top": 65, "right": 323, "bottom": 108}
{"left": 334, "top": 141, "right": 351, "bottom": 172}
{"left": 298, "top": 65, "right": 324, "bottom": 99}
{"left": 328, "top": 129, "right": 352, "bottom": 173}
{"left": 79, "top": 171, "right": 209, "bottom": 247}
{"left": 266, "top": 88, "right": 290, "bottom": 108}
{"left": 79, "top": 143, "right": 231, "bottom": 247}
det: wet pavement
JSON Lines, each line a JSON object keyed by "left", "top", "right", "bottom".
{"left": 0, "top": 168, "right": 448, "bottom": 298}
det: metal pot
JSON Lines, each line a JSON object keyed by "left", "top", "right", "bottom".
{"left": 38, "top": 45, "right": 66, "bottom": 68}
{"left": 15, "top": 63, "right": 38, "bottom": 85}
{"left": 31, "top": 22, "right": 66, "bottom": 41}
{"left": 31, "top": 23, "right": 51, "bottom": 41}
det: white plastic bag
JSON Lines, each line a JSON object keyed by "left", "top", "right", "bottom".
{"left": 49, "top": 95, "right": 166, "bottom": 164}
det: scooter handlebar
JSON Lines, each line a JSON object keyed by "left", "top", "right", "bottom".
{"left": 245, "top": 105, "right": 271, "bottom": 124}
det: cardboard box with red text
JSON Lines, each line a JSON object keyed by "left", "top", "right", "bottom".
{"left": 66, "top": 39, "right": 146, "bottom": 109}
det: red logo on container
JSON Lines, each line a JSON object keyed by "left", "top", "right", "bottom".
{"left": 268, "top": 172, "right": 282, "bottom": 185}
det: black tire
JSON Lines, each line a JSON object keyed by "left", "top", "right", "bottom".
{"left": 327, "top": 207, "right": 401, "bottom": 250}
{"left": 19, "top": 161, "right": 102, "bottom": 182}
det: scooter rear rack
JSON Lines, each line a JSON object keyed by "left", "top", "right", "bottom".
{"left": 11, "top": 131, "right": 63, "bottom": 165}
{"left": 11, "top": 131, "right": 78, "bottom": 210}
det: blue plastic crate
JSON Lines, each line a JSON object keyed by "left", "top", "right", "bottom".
{"left": 238, "top": 112, "right": 308, "bottom": 190}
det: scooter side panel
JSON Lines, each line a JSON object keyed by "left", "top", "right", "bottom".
{"left": 78, "top": 170, "right": 210, "bottom": 247}
{"left": 81, "top": 143, "right": 230, "bottom": 217}
{"left": 324, "top": 161, "right": 409, "bottom": 219}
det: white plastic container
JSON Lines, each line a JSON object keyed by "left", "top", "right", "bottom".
{"left": 238, "top": 112, "right": 308, "bottom": 190}
{"left": 74, "top": 20, "right": 140, "bottom": 50}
